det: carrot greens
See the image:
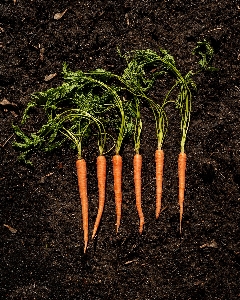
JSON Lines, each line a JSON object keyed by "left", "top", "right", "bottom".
{"left": 13, "top": 66, "right": 121, "bottom": 163}
{"left": 13, "top": 41, "right": 216, "bottom": 239}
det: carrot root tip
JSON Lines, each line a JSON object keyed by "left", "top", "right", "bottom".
{"left": 84, "top": 241, "right": 88, "bottom": 253}
{"left": 92, "top": 230, "right": 96, "bottom": 239}
{"left": 116, "top": 224, "right": 120, "bottom": 233}
{"left": 139, "top": 222, "right": 144, "bottom": 234}
{"left": 179, "top": 203, "right": 184, "bottom": 233}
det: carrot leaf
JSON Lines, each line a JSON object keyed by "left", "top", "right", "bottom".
{"left": 193, "top": 40, "right": 218, "bottom": 72}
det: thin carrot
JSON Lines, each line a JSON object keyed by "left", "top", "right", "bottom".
{"left": 92, "top": 155, "right": 107, "bottom": 239}
{"left": 155, "top": 149, "right": 164, "bottom": 219}
{"left": 76, "top": 159, "right": 88, "bottom": 253}
{"left": 112, "top": 154, "right": 122, "bottom": 232}
{"left": 133, "top": 153, "right": 144, "bottom": 233}
{"left": 178, "top": 152, "right": 187, "bottom": 233}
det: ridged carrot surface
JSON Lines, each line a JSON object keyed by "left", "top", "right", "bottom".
{"left": 112, "top": 154, "right": 122, "bottom": 232}
{"left": 178, "top": 152, "right": 187, "bottom": 233}
{"left": 76, "top": 159, "right": 88, "bottom": 253}
{"left": 133, "top": 154, "right": 144, "bottom": 233}
{"left": 155, "top": 149, "right": 164, "bottom": 219}
{"left": 92, "top": 155, "right": 107, "bottom": 239}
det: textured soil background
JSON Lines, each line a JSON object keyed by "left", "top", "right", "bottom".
{"left": 1, "top": 1, "right": 240, "bottom": 299}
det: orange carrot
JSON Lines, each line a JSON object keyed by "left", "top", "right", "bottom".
{"left": 112, "top": 154, "right": 122, "bottom": 232}
{"left": 133, "top": 154, "right": 144, "bottom": 233}
{"left": 155, "top": 149, "right": 164, "bottom": 219}
{"left": 92, "top": 155, "right": 107, "bottom": 239}
{"left": 178, "top": 152, "right": 187, "bottom": 233}
{"left": 76, "top": 159, "right": 88, "bottom": 253}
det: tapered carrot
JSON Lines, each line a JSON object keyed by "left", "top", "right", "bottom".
{"left": 92, "top": 155, "right": 107, "bottom": 239}
{"left": 133, "top": 154, "right": 144, "bottom": 233}
{"left": 112, "top": 154, "right": 122, "bottom": 232}
{"left": 178, "top": 152, "right": 187, "bottom": 233}
{"left": 155, "top": 149, "right": 164, "bottom": 219}
{"left": 76, "top": 159, "right": 88, "bottom": 253}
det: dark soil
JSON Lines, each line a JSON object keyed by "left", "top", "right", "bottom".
{"left": 1, "top": 1, "right": 240, "bottom": 299}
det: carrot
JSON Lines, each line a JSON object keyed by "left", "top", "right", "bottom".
{"left": 92, "top": 155, "right": 107, "bottom": 239}
{"left": 112, "top": 154, "right": 122, "bottom": 232}
{"left": 178, "top": 152, "right": 187, "bottom": 233}
{"left": 133, "top": 153, "right": 144, "bottom": 233}
{"left": 155, "top": 149, "right": 164, "bottom": 219}
{"left": 76, "top": 159, "right": 88, "bottom": 253}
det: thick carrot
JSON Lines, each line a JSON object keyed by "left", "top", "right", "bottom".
{"left": 76, "top": 159, "right": 88, "bottom": 253}
{"left": 92, "top": 155, "right": 107, "bottom": 239}
{"left": 178, "top": 152, "right": 187, "bottom": 233}
{"left": 155, "top": 149, "right": 164, "bottom": 219}
{"left": 112, "top": 154, "right": 122, "bottom": 232}
{"left": 133, "top": 154, "right": 144, "bottom": 233}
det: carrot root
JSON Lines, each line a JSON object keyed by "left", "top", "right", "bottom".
{"left": 112, "top": 154, "right": 122, "bottom": 233}
{"left": 178, "top": 152, "right": 187, "bottom": 233}
{"left": 92, "top": 155, "right": 107, "bottom": 239}
{"left": 76, "top": 159, "right": 88, "bottom": 253}
{"left": 134, "top": 154, "right": 144, "bottom": 234}
{"left": 155, "top": 149, "right": 164, "bottom": 219}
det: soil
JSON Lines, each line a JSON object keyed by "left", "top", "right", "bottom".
{"left": 1, "top": 1, "right": 240, "bottom": 299}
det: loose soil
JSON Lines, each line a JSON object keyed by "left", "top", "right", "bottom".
{"left": 1, "top": 1, "right": 240, "bottom": 299}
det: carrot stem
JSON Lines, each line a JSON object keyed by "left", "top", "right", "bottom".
{"left": 112, "top": 154, "right": 122, "bottom": 232}
{"left": 133, "top": 153, "right": 144, "bottom": 233}
{"left": 76, "top": 159, "right": 88, "bottom": 253}
{"left": 92, "top": 155, "right": 107, "bottom": 239}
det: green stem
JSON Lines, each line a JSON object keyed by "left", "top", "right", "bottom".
{"left": 82, "top": 75, "right": 125, "bottom": 155}
{"left": 134, "top": 96, "right": 142, "bottom": 154}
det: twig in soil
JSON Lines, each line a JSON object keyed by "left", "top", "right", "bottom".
{"left": 44, "top": 73, "right": 57, "bottom": 82}
{"left": 40, "top": 172, "right": 54, "bottom": 183}
{"left": 0, "top": 134, "right": 14, "bottom": 148}
{"left": 3, "top": 224, "right": 17, "bottom": 234}
{"left": 54, "top": 9, "right": 68, "bottom": 20}
{"left": 124, "top": 259, "right": 138, "bottom": 265}
{"left": 158, "top": 205, "right": 168, "bottom": 213}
